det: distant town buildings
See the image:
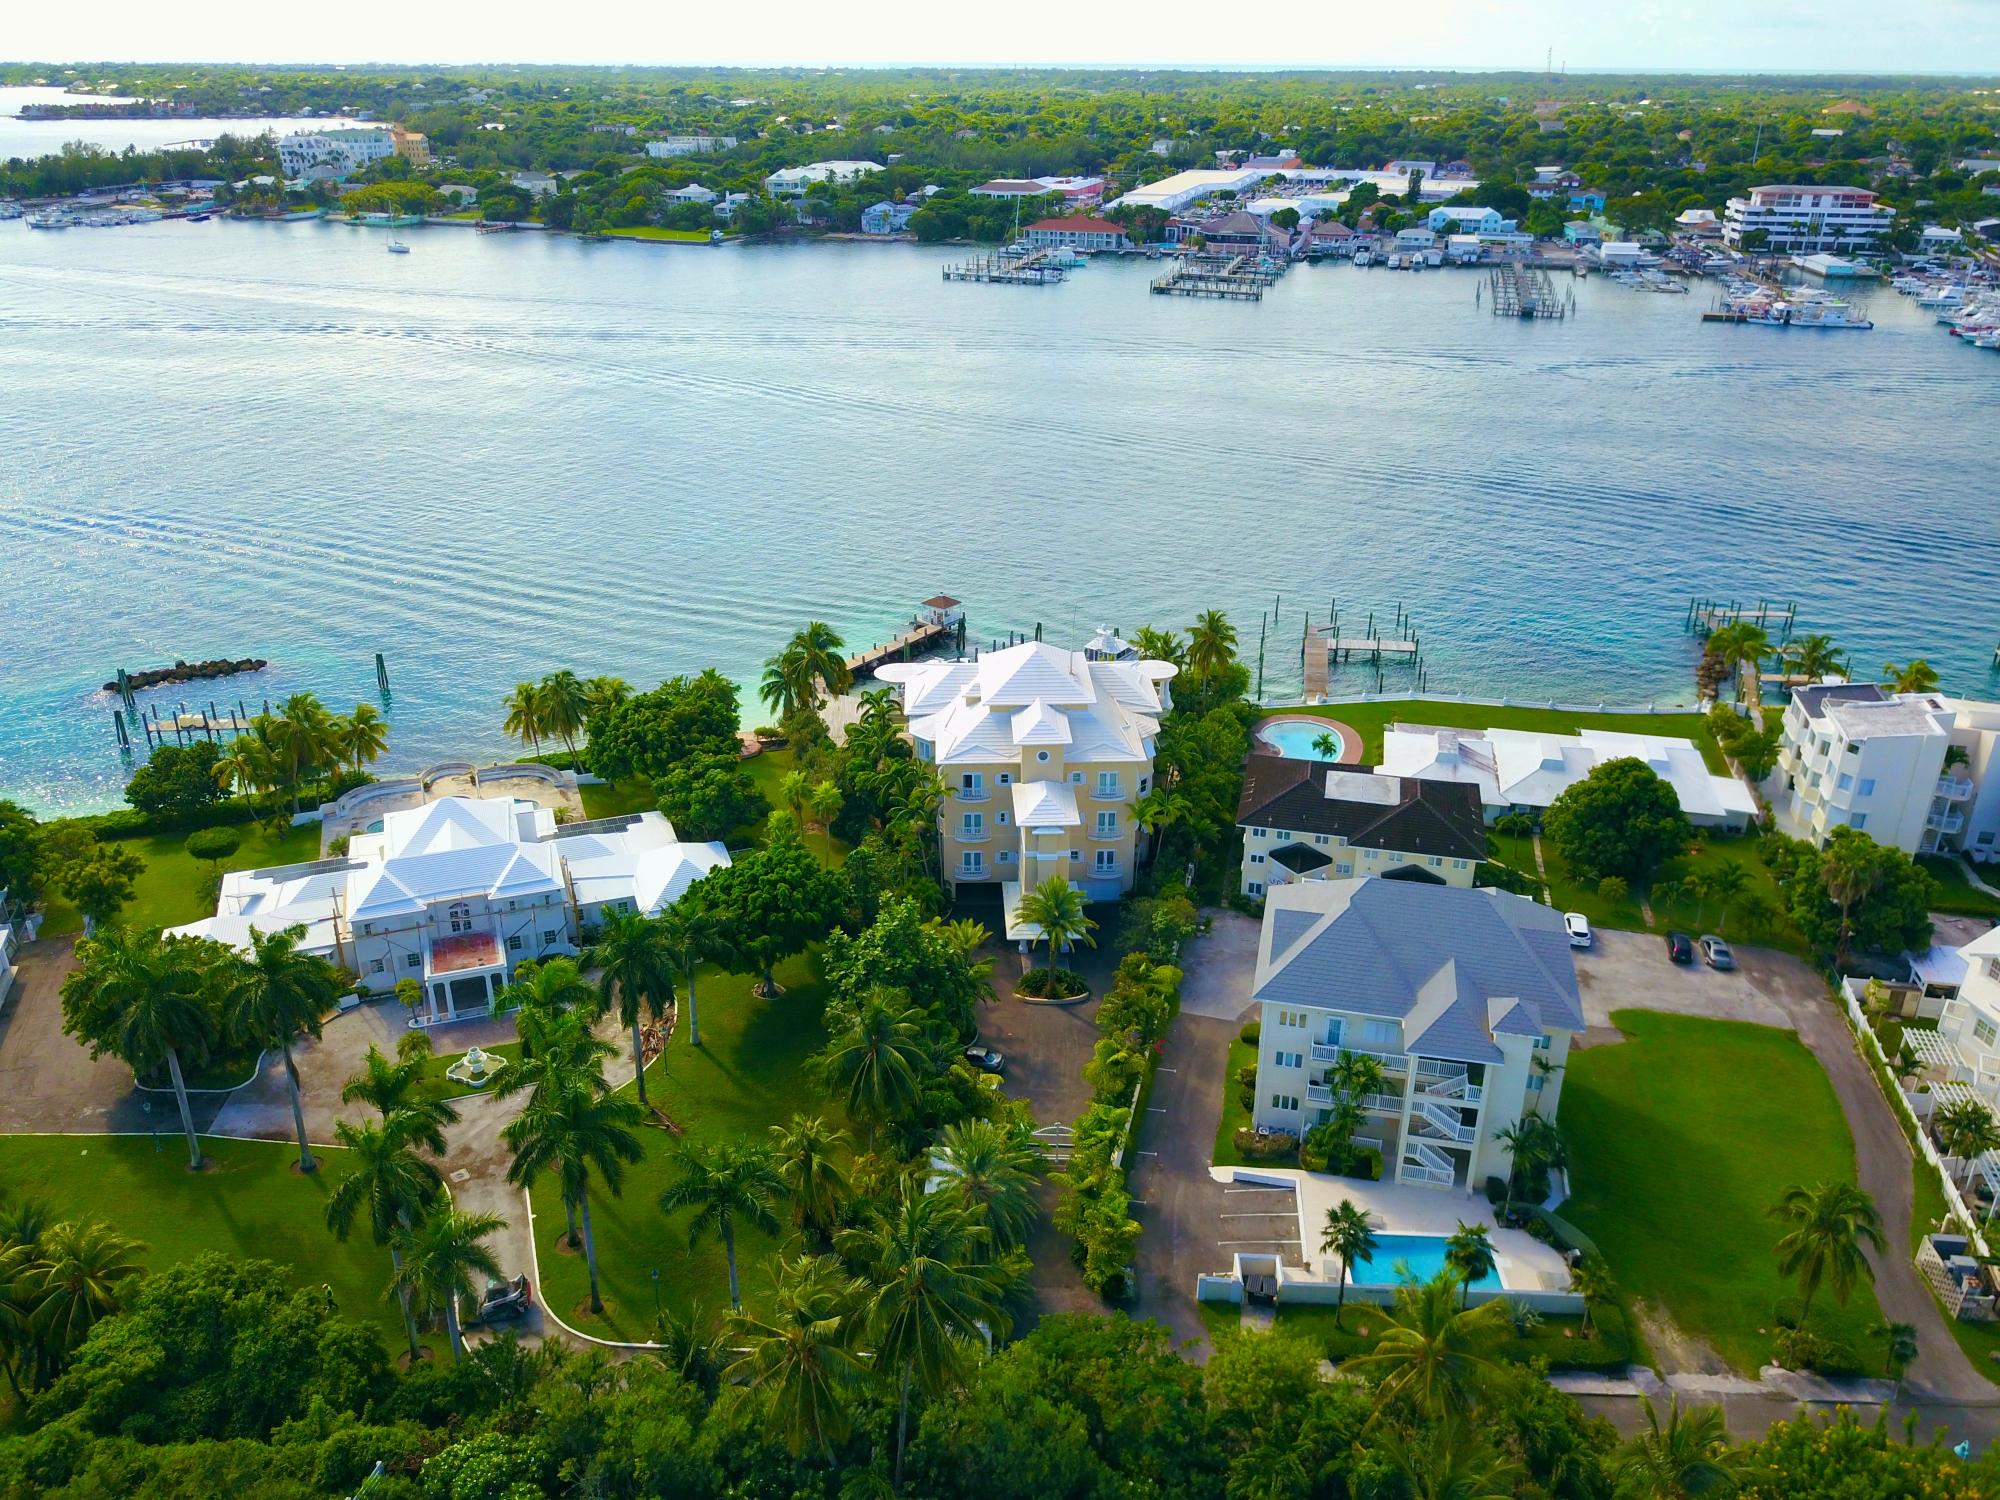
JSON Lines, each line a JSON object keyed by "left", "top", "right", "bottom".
{"left": 1722, "top": 184, "right": 1895, "bottom": 253}
{"left": 971, "top": 175, "right": 1104, "bottom": 206}
{"left": 276, "top": 126, "right": 399, "bottom": 181}
{"left": 860, "top": 200, "right": 918, "bottom": 234}
{"left": 764, "top": 160, "right": 884, "bottom": 197}
{"left": 646, "top": 134, "right": 739, "bottom": 158}
{"left": 1021, "top": 216, "right": 1133, "bottom": 251}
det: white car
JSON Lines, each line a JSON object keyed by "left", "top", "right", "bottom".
{"left": 1563, "top": 912, "right": 1593, "bottom": 949}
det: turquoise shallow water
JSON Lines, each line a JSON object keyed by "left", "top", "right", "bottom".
{"left": 1354, "top": 1232, "right": 1503, "bottom": 1289}
{"left": 1, "top": 222, "right": 1997, "bottom": 814}
{"left": 1257, "top": 718, "right": 1346, "bottom": 761}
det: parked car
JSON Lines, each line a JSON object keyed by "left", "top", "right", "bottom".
{"left": 469, "top": 1274, "right": 532, "bottom": 1325}
{"left": 1700, "top": 935, "right": 1735, "bottom": 970}
{"left": 1563, "top": 912, "right": 1592, "bottom": 949}
{"left": 962, "top": 1045, "right": 1005, "bottom": 1075}
{"left": 1665, "top": 931, "right": 1695, "bottom": 965}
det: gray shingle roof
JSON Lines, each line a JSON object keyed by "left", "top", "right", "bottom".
{"left": 1237, "top": 754, "right": 1486, "bottom": 861}
{"left": 1252, "top": 879, "right": 1582, "bottom": 1064}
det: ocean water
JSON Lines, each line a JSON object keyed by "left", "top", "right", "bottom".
{"left": 1, "top": 222, "right": 1996, "bottom": 814}
{"left": 0, "top": 86, "right": 313, "bottom": 156}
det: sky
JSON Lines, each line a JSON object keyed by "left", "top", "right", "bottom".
{"left": 7, "top": 0, "right": 2000, "bottom": 76}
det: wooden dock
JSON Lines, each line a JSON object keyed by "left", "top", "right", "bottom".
{"left": 1482, "top": 264, "right": 1570, "bottom": 319}
{"left": 1150, "top": 252, "right": 1284, "bottom": 301}
{"left": 846, "top": 621, "right": 950, "bottom": 679}
{"left": 1685, "top": 597, "right": 1797, "bottom": 640}
{"left": 943, "top": 248, "right": 1067, "bottom": 286}
{"left": 1293, "top": 598, "right": 1429, "bottom": 701}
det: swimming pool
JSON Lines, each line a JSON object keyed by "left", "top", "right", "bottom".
{"left": 1350, "top": 1233, "right": 1502, "bottom": 1290}
{"left": 1257, "top": 717, "right": 1345, "bottom": 762}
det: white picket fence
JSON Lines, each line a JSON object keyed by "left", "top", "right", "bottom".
{"left": 1840, "top": 981, "right": 1991, "bottom": 1257}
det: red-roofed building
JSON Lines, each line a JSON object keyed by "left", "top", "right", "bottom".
{"left": 1022, "top": 216, "right": 1133, "bottom": 251}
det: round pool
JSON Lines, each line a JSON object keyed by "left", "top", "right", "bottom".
{"left": 1256, "top": 715, "right": 1348, "bottom": 762}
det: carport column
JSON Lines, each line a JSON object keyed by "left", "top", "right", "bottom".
{"left": 484, "top": 972, "right": 496, "bottom": 1007}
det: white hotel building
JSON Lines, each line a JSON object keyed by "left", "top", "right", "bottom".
{"left": 1722, "top": 184, "right": 1895, "bottom": 253}
{"left": 277, "top": 127, "right": 397, "bottom": 181}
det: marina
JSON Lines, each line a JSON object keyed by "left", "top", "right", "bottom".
{"left": 1150, "top": 252, "right": 1288, "bottom": 300}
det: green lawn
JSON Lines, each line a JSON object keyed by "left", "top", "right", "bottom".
{"left": 1562, "top": 1009, "right": 1887, "bottom": 1375}
{"left": 41, "top": 820, "right": 322, "bottom": 937}
{"left": 0, "top": 1133, "right": 426, "bottom": 1347}
{"left": 1252, "top": 1300, "right": 1641, "bottom": 1372}
{"left": 525, "top": 951, "right": 841, "bottom": 1337}
{"left": 411, "top": 1039, "right": 523, "bottom": 1107}
{"left": 1265, "top": 700, "right": 1721, "bottom": 772}
{"left": 580, "top": 775, "right": 657, "bottom": 820}
{"left": 1917, "top": 855, "right": 2000, "bottom": 920}
{"left": 1212, "top": 1032, "right": 1273, "bottom": 1169}
{"left": 601, "top": 226, "right": 725, "bottom": 242}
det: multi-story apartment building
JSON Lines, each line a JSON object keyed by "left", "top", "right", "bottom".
{"left": 277, "top": 127, "right": 398, "bottom": 180}
{"left": 1773, "top": 682, "right": 2000, "bottom": 858}
{"left": 1236, "top": 754, "right": 1486, "bottom": 899}
{"left": 1249, "top": 879, "right": 1584, "bottom": 1191}
{"left": 168, "top": 796, "right": 728, "bottom": 1024}
{"left": 646, "top": 134, "right": 740, "bottom": 158}
{"left": 763, "top": 160, "right": 884, "bottom": 196}
{"left": 875, "top": 641, "right": 1176, "bottom": 925}
{"left": 1722, "top": 184, "right": 1895, "bottom": 253}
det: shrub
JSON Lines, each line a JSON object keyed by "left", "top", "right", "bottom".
{"left": 183, "top": 826, "right": 242, "bottom": 867}
{"left": 1773, "top": 1327, "right": 1860, "bottom": 1376}
{"left": 1341, "top": 1145, "right": 1382, "bottom": 1181}
{"left": 1233, "top": 1128, "right": 1298, "bottom": 1162}
{"left": 1484, "top": 1176, "right": 1510, "bottom": 1208}
{"left": 1239, "top": 1020, "right": 1261, "bottom": 1046}
{"left": 1235, "top": 1063, "right": 1259, "bottom": 1112}
{"left": 326, "top": 834, "right": 351, "bottom": 856}
{"left": 1018, "top": 966, "right": 1089, "bottom": 1000}
{"left": 1596, "top": 874, "right": 1629, "bottom": 904}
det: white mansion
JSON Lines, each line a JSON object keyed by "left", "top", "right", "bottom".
{"left": 169, "top": 797, "right": 728, "bottom": 1024}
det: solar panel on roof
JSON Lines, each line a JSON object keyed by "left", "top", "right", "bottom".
{"left": 551, "top": 813, "right": 646, "bottom": 840}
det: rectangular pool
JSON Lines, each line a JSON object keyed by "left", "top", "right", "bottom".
{"left": 1352, "top": 1233, "right": 1502, "bottom": 1290}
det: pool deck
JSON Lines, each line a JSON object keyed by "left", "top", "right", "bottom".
{"left": 1252, "top": 713, "right": 1365, "bottom": 766}
{"left": 1212, "top": 1165, "right": 1573, "bottom": 1292}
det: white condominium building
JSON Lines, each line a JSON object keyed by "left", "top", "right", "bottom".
{"left": 1773, "top": 682, "right": 2000, "bottom": 859}
{"left": 1249, "top": 879, "right": 1584, "bottom": 1191}
{"left": 1722, "top": 184, "right": 1895, "bottom": 253}
{"left": 875, "top": 640, "right": 1176, "bottom": 926}
{"left": 764, "top": 161, "right": 884, "bottom": 196}
{"left": 646, "top": 135, "right": 739, "bottom": 158}
{"left": 277, "top": 127, "right": 398, "bottom": 181}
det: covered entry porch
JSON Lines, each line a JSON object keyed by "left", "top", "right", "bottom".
{"left": 416, "top": 930, "right": 514, "bottom": 1025}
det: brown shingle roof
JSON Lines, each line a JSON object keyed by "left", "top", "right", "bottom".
{"left": 1236, "top": 753, "right": 1487, "bottom": 861}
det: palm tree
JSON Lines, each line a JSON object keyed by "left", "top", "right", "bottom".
{"left": 266, "top": 692, "right": 335, "bottom": 813}
{"left": 1330, "top": 1049, "right": 1388, "bottom": 1105}
{"left": 930, "top": 1119, "right": 1043, "bottom": 1255}
{"left": 1871, "top": 1319, "right": 1919, "bottom": 1381}
{"left": 341, "top": 1043, "right": 460, "bottom": 1145}
{"left": 26, "top": 1221, "right": 146, "bottom": 1370}
{"left": 334, "top": 702, "right": 390, "bottom": 771}
{"left": 219, "top": 922, "right": 341, "bottom": 1174}
{"left": 497, "top": 955, "right": 600, "bottom": 1018}
{"left": 770, "top": 1115, "right": 852, "bottom": 1246}
{"left": 1568, "top": 1256, "right": 1617, "bottom": 1338}
{"left": 1186, "top": 610, "right": 1238, "bottom": 680}
{"left": 1319, "top": 1199, "right": 1378, "bottom": 1318}
{"left": 724, "top": 1254, "right": 867, "bottom": 1458}
{"left": 806, "top": 781, "right": 843, "bottom": 856}
{"left": 60, "top": 929, "right": 217, "bottom": 1170}
{"left": 1494, "top": 1113, "right": 1563, "bottom": 1221}
{"left": 656, "top": 900, "right": 717, "bottom": 1049}
{"left": 1767, "top": 1181, "right": 1885, "bottom": 1324}
{"left": 325, "top": 1114, "right": 444, "bottom": 1363}
{"left": 659, "top": 1140, "right": 786, "bottom": 1311}
{"left": 1883, "top": 659, "right": 1941, "bottom": 694}
{"left": 1130, "top": 626, "right": 1184, "bottom": 666}
{"left": 582, "top": 675, "right": 632, "bottom": 723}
{"left": 212, "top": 731, "right": 277, "bottom": 809}
{"left": 838, "top": 1187, "right": 1012, "bottom": 1490}
{"left": 1701, "top": 859, "right": 1753, "bottom": 935}
{"left": 760, "top": 653, "right": 806, "bottom": 720}
{"left": 1376, "top": 1417, "right": 1521, "bottom": 1500}
{"left": 815, "top": 992, "right": 926, "bottom": 1145}
{"left": 388, "top": 1204, "right": 504, "bottom": 1362}
{"left": 1443, "top": 1223, "right": 1497, "bottom": 1309}
{"left": 1782, "top": 634, "right": 1845, "bottom": 684}
{"left": 790, "top": 621, "right": 853, "bottom": 704}
{"left": 1014, "top": 875, "right": 1097, "bottom": 975}
{"left": 1128, "top": 786, "right": 1189, "bottom": 869}
{"left": 586, "top": 909, "right": 677, "bottom": 1107}
{"left": 502, "top": 681, "right": 545, "bottom": 754}
{"left": 1932, "top": 1099, "right": 2000, "bottom": 1189}
{"left": 1610, "top": 1393, "right": 1738, "bottom": 1499}
{"left": 779, "top": 768, "right": 811, "bottom": 826}
{"left": 538, "top": 669, "right": 590, "bottom": 760}
{"left": 1342, "top": 1271, "right": 1509, "bottom": 1417}
{"left": 1706, "top": 623, "right": 1772, "bottom": 703}
{"left": 503, "top": 1079, "right": 643, "bottom": 1315}
{"left": 1312, "top": 731, "right": 1340, "bottom": 759}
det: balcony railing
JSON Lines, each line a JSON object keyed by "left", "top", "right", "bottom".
{"left": 1418, "top": 1071, "right": 1484, "bottom": 1106}
{"left": 1305, "top": 1082, "right": 1333, "bottom": 1106}
{"left": 1412, "top": 1100, "right": 1478, "bottom": 1144}
{"left": 1928, "top": 811, "right": 1966, "bottom": 835}
{"left": 955, "top": 788, "right": 990, "bottom": 802}
{"left": 1401, "top": 1141, "right": 1455, "bottom": 1185}
{"left": 1938, "top": 776, "right": 1976, "bottom": 802}
{"left": 1309, "top": 1041, "right": 1343, "bottom": 1064}
{"left": 1358, "top": 1091, "right": 1404, "bottom": 1114}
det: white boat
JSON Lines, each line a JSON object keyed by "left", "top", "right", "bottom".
{"left": 0, "top": 201, "right": 22, "bottom": 221}
{"left": 25, "top": 211, "right": 73, "bottom": 229}
{"left": 1917, "top": 286, "right": 1966, "bottom": 308}
{"left": 387, "top": 240, "right": 410, "bottom": 255}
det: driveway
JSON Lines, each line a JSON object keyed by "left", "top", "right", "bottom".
{"left": 1178, "top": 911, "right": 1262, "bottom": 1021}
{"left": 1573, "top": 929, "right": 1998, "bottom": 1408}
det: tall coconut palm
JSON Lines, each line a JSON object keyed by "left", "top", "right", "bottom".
{"left": 930, "top": 1119, "right": 1043, "bottom": 1255}
{"left": 1443, "top": 1222, "right": 1497, "bottom": 1309}
{"left": 1700, "top": 859, "right": 1754, "bottom": 935}
{"left": 1376, "top": 1417, "right": 1521, "bottom": 1500}
{"left": 770, "top": 1115, "right": 853, "bottom": 1246}
{"left": 1186, "top": 610, "right": 1238, "bottom": 680}
{"left": 1782, "top": 634, "right": 1845, "bottom": 684}
{"left": 1128, "top": 786, "right": 1190, "bottom": 868}
{"left": 838, "top": 1187, "right": 1012, "bottom": 1490}
{"left": 502, "top": 681, "right": 546, "bottom": 754}
{"left": 268, "top": 692, "right": 335, "bottom": 814}
{"left": 538, "top": 669, "right": 590, "bottom": 760}
{"left": 1610, "top": 1393, "right": 1738, "bottom": 1500}
{"left": 789, "top": 621, "right": 853, "bottom": 705}
{"left": 1130, "top": 626, "right": 1185, "bottom": 667}
{"left": 1014, "top": 875, "right": 1097, "bottom": 975}
{"left": 1342, "top": 1270, "right": 1509, "bottom": 1417}
{"left": 1319, "top": 1199, "right": 1378, "bottom": 1317}
{"left": 212, "top": 731, "right": 278, "bottom": 808}
{"left": 778, "top": 768, "right": 811, "bottom": 827}
{"left": 586, "top": 909, "right": 677, "bottom": 1107}
{"left": 582, "top": 675, "right": 632, "bottom": 723}
{"left": 656, "top": 900, "right": 718, "bottom": 1049}
{"left": 503, "top": 1079, "right": 643, "bottom": 1316}
{"left": 388, "top": 1204, "right": 504, "bottom": 1362}
{"left": 1767, "top": 1181, "right": 1885, "bottom": 1324}
{"left": 1494, "top": 1113, "right": 1562, "bottom": 1222}
{"left": 325, "top": 1114, "right": 444, "bottom": 1363}
{"left": 335, "top": 702, "right": 390, "bottom": 771}
{"left": 60, "top": 929, "right": 217, "bottom": 1171}
{"left": 1932, "top": 1099, "right": 2000, "bottom": 1190}
{"left": 815, "top": 992, "right": 926, "bottom": 1146}
{"left": 760, "top": 653, "right": 806, "bottom": 720}
{"left": 1883, "top": 659, "right": 1941, "bottom": 694}
{"left": 341, "top": 1044, "right": 461, "bottom": 1145}
{"left": 497, "top": 955, "right": 600, "bottom": 1019}
{"left": 1568, "top": 1256, "right": 1617, "bottom": 1337}
{"left": 659, "top": 1140, "right": 787, "bottom": 1311}
{"left": 26, "top": 1221, "right": 146, "bottom": 1371}
{"left": 806, "top": 781, "right": 843, "bottom": 857}
{"left": 724, "top": 1254, "right": 867, "bottom": 1459}
{"left": 219, "top": 922, "right": 342, "bottom": 1173}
